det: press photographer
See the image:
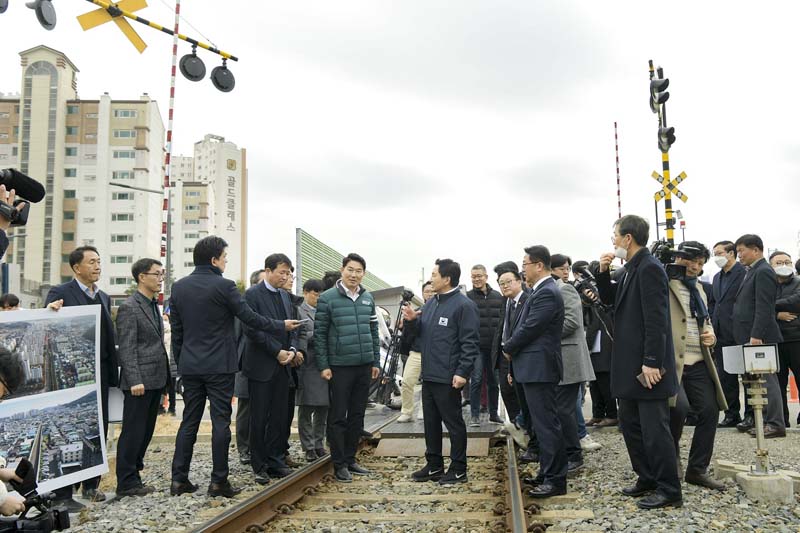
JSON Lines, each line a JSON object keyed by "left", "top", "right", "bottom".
{"left": 0, "top": 347, "right": 27, "bottom": 517}
{"left": 572, "top": 261, "right": 617, "bottom": 428}
{"left": 0, "top": 169, "right": 46, "bottom": 259}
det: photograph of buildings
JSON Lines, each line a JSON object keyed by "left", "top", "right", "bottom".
{"left": 0, "top": 386, "right": 107, "bottom": 492}
{"left": 0, "top": 307, "right": 100, "bottom": 399}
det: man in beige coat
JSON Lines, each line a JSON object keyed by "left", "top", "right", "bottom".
{"left": 667, "top": 241, "right": 728, "bottom": 491}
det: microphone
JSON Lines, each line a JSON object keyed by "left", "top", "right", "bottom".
{"left": 0, "top": 169, "right": 46, "bottom": 203}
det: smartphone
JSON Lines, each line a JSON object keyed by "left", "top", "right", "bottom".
{"left": 11, "top": 457, "right": 35, "bottom": 496}
{"left": 296, "top": 318, "right": 311, "bottom": 324}
{"left": 636, "top": 368, "right": 667, "bottom": 387}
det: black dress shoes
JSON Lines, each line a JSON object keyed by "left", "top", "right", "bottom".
{"left": 519, "top": 450, "right": 539, "bottom": 463}
{"left": 620, "top": 481, "right": 657, "bottom": 497}
{"left": 170, "top": 480, "right": 199, "bottom": 496}
{"left": 685, "top": 471, "right": 726, "bottom": 491}
{"left": 207, "top": 481, "right": 242, "bottom": 498}
{"left": 736, "top": 415, "right": 755, "bottom": 432}
{"left": 567, "top": 460, "right": 585, "bottom": 477}
{"left": 254, "top": 469, "right": 271, "bottom": 485}
{"left": 521, "top": 475, "right": 544, "bottom": 487}
{"left": 527, "top": 482, "right": 567, "bottom": 498}
{"left": 637, "top": 492, "right": 683, "bottom": 509}
{"left": 348, "top": 463, "right": 371, "bottom": 476}
{"left": 717, "top": 415, "right": 741, "bottom": 428}
{"left": 305, "top": 450, "right": 318, "bottom": 462}
{"left": 267, "top": 467, "right": 293, "bottom": 478}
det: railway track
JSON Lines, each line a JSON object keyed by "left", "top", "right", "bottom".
{"left": 190, "top": 427, "right": 537, "bottom": 533}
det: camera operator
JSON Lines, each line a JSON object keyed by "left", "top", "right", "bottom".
{"left": 572, "top": 261, "right": 617, "bottom": 429}
{"left": 0, "top": 185, "right": 26, "bottom": 260}
{"left": 0, "top": 348, "right": 26, "bottom": 516}
{"left": 667, "top": 242, "right": 728, "bottom": 491}
{"left": 397, "top": 282, "right": 434, "bottom": 423}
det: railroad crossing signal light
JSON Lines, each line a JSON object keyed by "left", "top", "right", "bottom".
{"left": 180, "top": 46, "right": 207, "bottom": 82}
{"left": 650, "top": 78, "right": 670, "bottom": 113}
{"left": 658, "top": 126, "right": 676, "bottom": 153}
{"left": 210, "top": 59, "right": 235, "bottom": 92}
{"left": 25, "top": 0, "right": 56, "bottom": 30}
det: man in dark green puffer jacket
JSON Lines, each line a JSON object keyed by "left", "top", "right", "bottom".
{"left": 314, "top": 253, "right": 381, "bottom": 483}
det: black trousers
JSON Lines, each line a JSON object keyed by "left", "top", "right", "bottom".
{"left": 235, "top": 397, "right": 250, "bottom": 457}
{"left": 522, "top": 382, "right": 566, "bottom": 488}
{"left": 327, "top": 364, "right": 372, "bottom": 468}
{"left": 513, "top": 379, "right": 538, "bottom": 452}
{"left": 116, "top": 389, "right": 161, "bottom": 490}
{"left": 285, "top": 382, "right": 296, "bottom": 455}
{"left": 714, "top": 343, "right": 742, "bottom": 419}
{"left": 249, "top": 370, "right": 290, "bottom": 473}
{"left": 166, "top": 376, "right": 177, "bottom": 412}
{"left": 669, "top": 361, "right": 719, "bottom": 474}
{"left": 618, "top": 397, "right": 681, "bottom": 500}
{"left": 469, "top": 349, "right": 499, "bottom": 418}
{"left": 498, "top": 356, "right": 520, "bottom": 422}
{"left": 777, "top": 341, "right": 800, "bottom": 426}
{"left": 171, "top": 373, "right": 234, "bottom": 484}
{"left": 556, "top": 383, "right": 582, "bottom": 463}
{"left": 422, "top": 381, "right": 467, "bottom": 472}
{"left": 589, "top": 372, "right": 617, "bottom": 419}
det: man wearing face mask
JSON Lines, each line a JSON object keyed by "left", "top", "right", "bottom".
{"left": 769, "top": 251, "right": 800, "bottom": 427}
{"left": 596, "top": 215, "right": 681, "bottom": 510}
{"left": 710, "top": 241, "right": 747, "bottom": 428}
{"left": 667, "top": 242, "right": 728, "bottom": 491}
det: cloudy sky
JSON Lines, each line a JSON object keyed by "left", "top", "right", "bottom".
{"left": 1, "top": 1, "right": 798, "bottom": 293}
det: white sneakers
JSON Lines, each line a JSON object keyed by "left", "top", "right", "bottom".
{"left": 397, "top": 414, "right": 414, "bottom": 423}
{"left": 580, "top": 435, "right": 602, "bottom": 451}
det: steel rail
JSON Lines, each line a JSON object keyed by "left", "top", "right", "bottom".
{"left": 190, "top": 414, "right": 398, "bottom": 533}
{"left": 504, "top": 434, "right": 529, "bottom": 532}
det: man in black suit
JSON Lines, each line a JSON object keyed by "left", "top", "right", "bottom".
{"left": 596, "top": 215, "right": 682, "bottom": 510}
{"left": 242, "top": 253, "right": 302, "bottom": 484}
{"left": 169, "top": 236, "right": 299, "bottom": 498}
{"left": 732, "top": 234, "right": 785, "bottom": 438}
{"left": 710, "top": 240, "right": 747, "bottom": 427}
{"left": 115, "top": 258, "right": 169, "bottom": 497}
{"left": 45, "top": 246, "right": 118, "bottom": 508}
{"left": 502, "top": 245, "right": 567, "bottom": 498}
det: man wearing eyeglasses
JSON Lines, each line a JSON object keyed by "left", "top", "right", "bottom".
{"left": 114, "top": 258, "right": 169, "bottom": 497}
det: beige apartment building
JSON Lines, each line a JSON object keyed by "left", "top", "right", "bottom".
{"left": 0, "top": 45, "right": 165, "bottom": 306}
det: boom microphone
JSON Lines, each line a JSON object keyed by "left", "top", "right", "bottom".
{"left": 0, "top": 169, "right": 46, "bottom": 203}
{"left": 578, "top": 266, "right": 596, "bottom": 281}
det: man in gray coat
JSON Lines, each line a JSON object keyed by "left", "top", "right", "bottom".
{"left": 295, "top": 279, "right": 328, "bottom": 462}
{"left": 115, "top": 258, "right": 169, "bottom": 497}
{"left": 553, "top": 275, "right": 595, "bottom": 476}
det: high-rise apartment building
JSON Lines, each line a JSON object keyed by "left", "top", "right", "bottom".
{"left": 168, "top": 134, "right": 248, "bottom": 284}
{"left": 0, "top": 46, "right": 165, "bottom": 306}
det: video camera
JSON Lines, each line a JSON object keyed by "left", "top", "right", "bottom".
{"left": 0, "top": 169, "right": 46, "bottom": 227}
{"left": 572, "top": 265, "right": 610, "bottom": 311}
{"left": 0, "top": 459, "right": 70, "bottom": 532}
{"left": 649, "top": 239, "right": 687, "bottom": 281}
{"left": 649, "top": 239, "right": 710, "bottom": 282}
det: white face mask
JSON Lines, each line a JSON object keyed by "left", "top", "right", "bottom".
{"left": 713, "top": 255, "right": 729, "bottom": 269}
{"left": 614, "top": 246, "right": 628, "bottom": 260}
{"left": 775, "top": 265, "right": 794, "bottom": 277}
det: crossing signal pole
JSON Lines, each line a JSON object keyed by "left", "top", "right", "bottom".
{"left": 649, "top": 60, "right": 687, "bottom": 246}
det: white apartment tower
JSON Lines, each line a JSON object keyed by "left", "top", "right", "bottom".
{"left": 168, "top": 134, "right": 248, "bottom": 284}
{"left": 0, "top": 46, "right": 165, "bottom": 305}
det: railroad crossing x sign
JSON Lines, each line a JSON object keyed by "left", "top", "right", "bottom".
{"left": 652, "top": 170, "right": 688, "bottom": 202}
{"left": 77, "top": 0, "right": 148, "bottom": 53}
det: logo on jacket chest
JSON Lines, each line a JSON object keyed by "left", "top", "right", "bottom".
{"left": 438, "top": 317, "right": 449, "bottom": 326}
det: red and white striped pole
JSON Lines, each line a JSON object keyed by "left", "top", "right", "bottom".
{"left": 160, "top": 0, "right": 180, "bottom": 305}
{"left": 614, "top": 121, "right": 622, "bottom": 219}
